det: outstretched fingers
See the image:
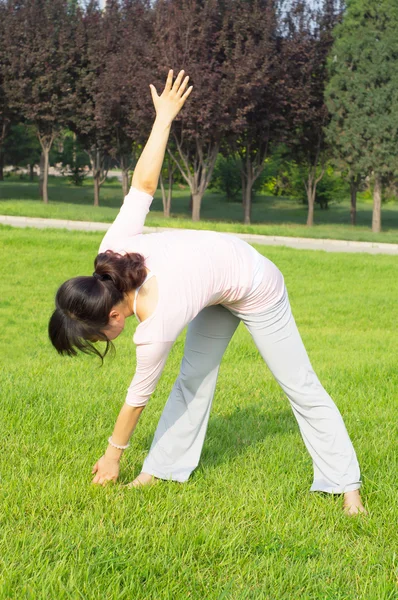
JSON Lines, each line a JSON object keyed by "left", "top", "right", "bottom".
{"left": 176, "top": 75, "right": 190, "bottom": 98}
{"left": 164, "top": 69, "right": 174, "bottom": 93}
{"left": 172, "top": 69, "right": 185, "bottom": 93}
{"left": 180, "top": 85, "right": 193, "bottom": 102}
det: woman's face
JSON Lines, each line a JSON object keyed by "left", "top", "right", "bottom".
{"left": 101, "top": 312, "right": 126, "bottom": 341}
{"left": 89, "top": 303, "right": 127, "bottom": 343}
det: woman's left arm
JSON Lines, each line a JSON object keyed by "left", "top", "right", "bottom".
{"left": 92, "top": 404, "right": 145, "bottom": 486}
{"left": 92, "top": 340, "right": 174, "bottom": 485}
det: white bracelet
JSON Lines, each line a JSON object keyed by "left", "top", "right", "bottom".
{"left": 108, "top": 436, "right": 130, "bottom": 450}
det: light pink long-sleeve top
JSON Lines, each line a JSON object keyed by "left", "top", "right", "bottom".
{"left": 98, "top": 188, "right": 284, "bottom": 406}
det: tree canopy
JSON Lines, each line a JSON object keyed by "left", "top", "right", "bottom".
{"left": 325, "top": 0, "right": 398, "bottom": 232}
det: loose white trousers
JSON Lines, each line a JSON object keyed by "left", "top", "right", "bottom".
{"left": 142, "top": 289, "right": 361, "bottom": 493}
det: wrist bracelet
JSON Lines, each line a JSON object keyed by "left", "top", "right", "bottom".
{"left": 108, "top": 436, "right": 130, "bottom": 450}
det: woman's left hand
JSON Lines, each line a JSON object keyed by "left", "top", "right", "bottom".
{"left": 150, "top": 69, "right": 193, "bottom": 126}
{"left": 92, "top": 455, "right": 120, "bottom": 486}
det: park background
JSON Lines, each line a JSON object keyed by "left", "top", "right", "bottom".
{"left": 1, "top": 0, "right": 398, "bottom": 599}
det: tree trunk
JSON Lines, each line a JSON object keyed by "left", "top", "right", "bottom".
{"left": 37, "top": 131, "right": 54, "bottom": 203}
{"left": 122, "top": 169, "right": 130, "bottom": 197}
{"left": 306, "top": 182, "right": 315, "bottom": 227}
{"left": 29, "top": 163, "right": 35, "bottom": 182}
{"left": 39, "top": 151, "right": 45, "bottom": 198}
{"left": 94, "top": 173, "right": 100, "bottom": 207}
{"left": 169, "top": 138, "right": 219, "bottom": 223}
{"left": 0, "top": 145, "right": 4, "bottom": 181}
{"left": 192, "top": 192, "right": 202, "bottom": 222}
{"left": 350, "top": 178, "right": 357, "bottom": 226}
{"left": 87, "top": 147, "right": 109, "bottom": 207}
{"left": 239, "top": 145, "right": 268, "bottom": 225}
{"left": 166, "top": 185, "right": 172, "bottom": 218}
{"left": 0, "top": 121, "right": 7, "bottom": 181}
{"left": 160, "top": 170, "right": 173, "bottom": 218}
{"left": 159, "top": 174, "right": 169, "bottom": 218}
{"left": 242, "top": 178, "right": 253, "bottom": 225}
{"left": 372, "top": 175, "right": 382, "bottom": 233}
{"left": 42, "top": 147, "right": 50, "bottom": 204}
{"left": 305, "top": 169, "right": 319, "bottom": 227}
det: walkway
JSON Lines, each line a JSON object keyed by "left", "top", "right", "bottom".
{"left": 1, "top": 214, "right": 397, "bottom": 255}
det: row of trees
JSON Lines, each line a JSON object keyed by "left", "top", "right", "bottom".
{"left": 1, "top": 0, "right": 397, "bottom": 231}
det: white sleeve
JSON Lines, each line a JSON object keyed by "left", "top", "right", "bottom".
{"left": 125, "top": 341, "right": 174, "bottom": 407}
{"left": 98, "top": 187, "right": 153, "bottom": 254}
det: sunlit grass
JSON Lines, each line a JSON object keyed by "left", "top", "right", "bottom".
{"left": 1, "top": 175, "right": 398, "bottom": 244}
{"left": 0, "top": 225, "right": 397, "bottom": 598}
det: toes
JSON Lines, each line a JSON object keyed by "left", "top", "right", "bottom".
{"left": 125, "top": 474, "right": 159, "bottom": 489}
{"left": 344, "top": 503, "right": 367, "bottom": 516}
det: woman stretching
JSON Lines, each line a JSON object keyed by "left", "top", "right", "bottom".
{"left": 49, "top": 69, "right": 365, "bottom": 515}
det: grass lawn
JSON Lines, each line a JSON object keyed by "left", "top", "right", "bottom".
{"left": 1, "top": 175, "right": 398, "bottom": 244}
{"left": 0, "top": 225, "right": 397, "bottom": 599}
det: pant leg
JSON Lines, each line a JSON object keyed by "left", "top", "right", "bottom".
{"left": 142, "top": 305, "right": 240, "bottom": 482}
{"left": 235, "top": 289, "right": 361, "bottom": 494}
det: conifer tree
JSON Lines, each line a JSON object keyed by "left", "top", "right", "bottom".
{"left": 325, "top": 0, "right": 398, "bottom": 232}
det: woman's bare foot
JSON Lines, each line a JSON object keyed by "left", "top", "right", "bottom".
{"left": 126, "top": 472, "right": 159, "bottom": 488}
{"left": 343, "top": 490, "right": 367, "bottom": 516}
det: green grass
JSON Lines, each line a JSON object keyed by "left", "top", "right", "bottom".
{"left": 0, "top": 225, "right": 397, "bottom": 599}
{"left": 1, "top": 175, "right": 398, "bottom": 244}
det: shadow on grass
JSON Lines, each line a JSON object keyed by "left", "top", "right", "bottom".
{"left": 202, "top": 405, "right": 296, "bottom": 468}
{"left": 131, "top": 404, "right": 296, "bottom": 479}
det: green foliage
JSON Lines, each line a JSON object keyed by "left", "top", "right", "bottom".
{"left": 210, "top": 154, "right": 242, "bottom": 201}
{"left": 210, "top": 154, "right": 277, "bottom": 203}
{"left": 267, "top": 157, "right": 349, "bottom": 209}
{"left": 4, "top": 123, "right": 41, "bottom": 169}
{"left": 325, "top": 0, "right": 398, "bottom": 179}
{"left": 54, "top": 131, "right": 91, "bottom": 186}
{"left": 315, "top": 167, "right": 350, "bottom": 208}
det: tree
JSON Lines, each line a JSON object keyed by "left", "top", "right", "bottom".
{"left": 153, "top": 0, "right": 228, "bottom": 222}
{"left": 280, "top": 0, "right": 342, "bottom": 226}
{"left": 55, "top": 130, "right": 91, "bottom": 186}
{"left": 69, "top": 0, "right": 113, "bottom": 206}
{"left": 95, "top": 0, "right": 153, "bottom": 198}
{"left": 0, "top": 0, "right": 13, "bottom": 181}
{"left": 325, "top": 0, "right": 398, "bottom": 232}
{"left": 5, "top": 0, "right": 76, "bottom": 203}
{"left": 3, "top": 123, "right": 42, "bottom": 180}
{"left": 220, "top": 0, "right": 280, "bottom": 224}
{"left": 159, "top": 153, "right": 176, "bottom": 217}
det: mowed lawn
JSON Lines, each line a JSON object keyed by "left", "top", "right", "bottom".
{"left": 0, "top": 225, "right": 397, "bottom": 599}
{"left": 1, "top": 176, "right": 398, "bottom": 244}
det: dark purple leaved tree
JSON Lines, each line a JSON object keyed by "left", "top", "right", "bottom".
{"left": 0, "top": 0, "right": 12, "bottom": 181}
{"left": 5, "top": 0, "right": 76, "bottom": 203}
{"left": 95, "top": 0, "right": 153, "bottom": 198}
{"left": 220, "top": 0, "right": 280, "bottom": 224}
{"left": 70, "top": 0, "right": 112, "bottom": 206}
{"left": 280, "top": 0, "right": 342, "bottom": 226}
{"left": 152, "top": 0, "right": 228, "bottom": 222}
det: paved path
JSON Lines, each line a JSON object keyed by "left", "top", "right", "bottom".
{"left": 1, "top": 214, "right": 398, "bottom": 255}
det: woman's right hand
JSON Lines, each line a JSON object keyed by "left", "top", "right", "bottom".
{"left": 92, "top": 455, "right": 120, "bottom": 486}
{"left": 149, "top": 69, "right": 193, "bottom": 126}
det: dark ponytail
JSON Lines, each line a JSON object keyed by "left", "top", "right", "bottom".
{"left": 93, "top": 250, "right": 146, "bottom": 292}
{"left": 48, "top": 251, "right": 146, "bottom": 361}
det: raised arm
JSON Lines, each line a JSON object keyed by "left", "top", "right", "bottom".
{"left": 132, "top": 69, "right": 193, "bottom": 195}
{"left": 98, "top": 69, "right": 193, "bottom": 253}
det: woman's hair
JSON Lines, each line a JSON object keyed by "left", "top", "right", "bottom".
{"left": 48, "top": 250, "right": 146, "bottom": 361}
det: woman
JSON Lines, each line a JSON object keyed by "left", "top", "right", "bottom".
{"left": 49, "top": 69, "right": 365, "bottom": 515}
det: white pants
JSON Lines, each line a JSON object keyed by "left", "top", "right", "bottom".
{"left": 142, "top": 289, "right": 361, "bottom": 493}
